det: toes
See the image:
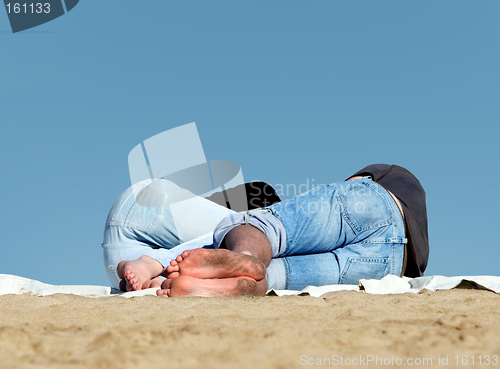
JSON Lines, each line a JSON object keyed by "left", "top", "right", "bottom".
{"left": 161, "top": 279, "right": 172, "bottom": 289}
{"left": 125, "top": 275, "right": 138, "bottom": 291}
{"left": 148, "top": 277, "right": 163, "bottom": 289}
{"left": 170, "top": 259, "right": 178, "bottom": 266}
{"left": 167, "top": 271, "right": 180, "bottom": 279}
{"left": 166, "top": 264, "right": 180, "bottom": 274}
{"left": 156, "top": 289, "right": 170, "bottom": 296}
{"left": 126, "top": 275, "right": 136, "bottom": 287}
{"left": 180, "top": 250, "right": 191, "bottom": 258}
{"left": 125, "top": 269, "right": 134, "bottom": 280}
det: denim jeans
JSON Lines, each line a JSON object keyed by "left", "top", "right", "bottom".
{"left": 102, "top": 179, "right": 233, "bottom": 289}
{"left": 213, "top": 177, "right": 407, "bottom": 290}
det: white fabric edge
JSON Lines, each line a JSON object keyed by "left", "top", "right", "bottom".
{"left": 359, "top": 274, "right": 500, "bottom": 295}
{"left": 267, "top": 284, "right": 359, "bottom": 297}
{"left": 0, "top": 274, "right": 159, "bottom": 298}
{"left": 2, "top": 274, "right": 500, "bottom": 298}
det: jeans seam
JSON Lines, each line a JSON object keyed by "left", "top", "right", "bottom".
{"left": 338, "top": 183, "right": 395, "bottom": 234}
{"left": 282, "top": 257, "right": 291, "bottom": 290}
{"left": 101, "top": 243, "right": 153, "bottom": 249}
{"left": 353, "top": 238, "right": 403, "bottom": 244}
{"left": 109, "top": 208, "right": 163, "bottom": 232}
{"left": 110, "top": 188, "right": 138, "bottom": 228}
{"left": 267, "top": 208, "right": 288, "bottom": 256}
{"left": 340, "top": 257, "right": 390, "bottom": 284}
{"left": 391, "top": 244, "right": 396, "bottom": 274}
{"left": 367, "top": 181, "right": 396, "bottom": 222}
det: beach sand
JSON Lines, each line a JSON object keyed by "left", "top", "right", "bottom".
{"left": 1, "top": 289, "right": 499, "bottom": 369}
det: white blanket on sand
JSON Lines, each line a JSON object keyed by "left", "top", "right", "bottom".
{"left": 1, "top": 274, "right": 500, "bottom": 298}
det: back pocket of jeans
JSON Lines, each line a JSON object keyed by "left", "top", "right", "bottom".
{"left": 338, "top": 184, "right": 392, "bottom": 234}
{"left": 339, "top": 257, "right": 390, "bottom": 285}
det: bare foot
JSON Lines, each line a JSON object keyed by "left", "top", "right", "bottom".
{"left": 117, "top": 256, "right": 164, "bottom": 291}
{"left": 146, "top": 277, "right": 162, "bottom": 289}
{"left": 156, "top": 275, "right": 259, "bottom": 297}
{"left": 118, "top": 276, "right": 162, "bottom": 292}
{"left": 163, "top": 248, "right": 266, "bottom": 281}
{"left": 141, "top": 276, "right": 163, "bottom": 289}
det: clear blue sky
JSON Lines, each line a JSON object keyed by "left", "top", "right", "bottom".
{"left": 1, "top": 1, "right": 499, "bottom": 286}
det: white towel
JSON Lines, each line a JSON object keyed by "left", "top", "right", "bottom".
{"left": 2, "top": 273, "right": 500, "bottom": 298}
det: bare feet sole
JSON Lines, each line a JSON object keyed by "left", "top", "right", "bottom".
{"left": 117, "top": 256, "right": 164, "bottom": 291}
{"left": 164, "top": 248, "right": 266, "bottom": 281}
{"left": 157, "top": 275, "right": 258, "bottom": 297}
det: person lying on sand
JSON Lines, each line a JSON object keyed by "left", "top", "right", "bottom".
{"left": 113, "top": 164, "right": 429, "bottom": 296}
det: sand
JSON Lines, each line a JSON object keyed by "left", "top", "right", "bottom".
{"left": 1, "top": 289, "right": 499, "bottom": 369}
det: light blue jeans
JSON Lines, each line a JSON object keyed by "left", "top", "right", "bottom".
{"left": 213, "top": 177, "right": 407, "bottom": 290}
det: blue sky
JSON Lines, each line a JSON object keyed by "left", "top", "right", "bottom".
{"left": 1, "top": 1, "right": 499, "bottom": 286}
